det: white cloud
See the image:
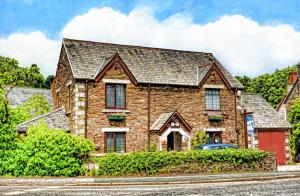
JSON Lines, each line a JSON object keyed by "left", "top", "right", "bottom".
{"left": 62, "top": 7, "right": 300, "bottom": 76}
{"left": 1, "top": 7, "right": 300, "bottom": 77}
{"left": 0, "top": 31, "right": 60, "bottom": 76}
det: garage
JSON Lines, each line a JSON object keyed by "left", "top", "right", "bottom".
{"left": 241, "top": 93, "right": 292, "bottom": 165}
{"left": 258, "top": 129, "right": 286, "bottom": 165}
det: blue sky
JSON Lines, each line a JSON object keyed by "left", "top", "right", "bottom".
{"left": 1, "top": 0, "right": 300, "bottom": 76}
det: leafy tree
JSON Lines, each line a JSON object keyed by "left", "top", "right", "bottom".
{"left": 43, "top": 75, "right": 54, "bottom": 89}
{"left": 23, "top": 64, "right": 45, "bottom": 88}
{"left": 236, "top": 66, "right": 296, "bottom": 108}
{"left": 0, "top": 56, "right": 25, "bottom": 124}
{"left": 288, "top": 98, "right": 300, "bottom": 161}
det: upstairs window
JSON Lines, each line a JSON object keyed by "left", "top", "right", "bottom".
{"left": 205, "top": 89, "right": 220, "bottom": 110}
{"left": 106, "top": 84, "right": 126, "bottom": 109}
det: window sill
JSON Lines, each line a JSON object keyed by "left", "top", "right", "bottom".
{"left": 103, "top": 109, "right": 130, "bottom": 113}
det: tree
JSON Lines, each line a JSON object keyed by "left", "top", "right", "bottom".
{"left": 288, "top": 98, "right": 300, "bottom": 161}
{"left": 43, "top": 75, "right": 54, "bottom": 89}
{"left": 0, "top": 56, "right": 25, "bottom": 124}
{"left": 236, "top": 66, "right": 296, "bottom": 108}
{"left": 23, "top": 64, "right": 45, "bottom": 88}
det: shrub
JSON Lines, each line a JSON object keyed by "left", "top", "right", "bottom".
{"left": 288, "top": 98, "right": 300, "bottom": 161}
{"left": 191, "top": 131, "right": 207, "bottom": 149}
{"left": 289, "top": 129, "right": 300, "bottom": 161}
{"left": 0, "top": 122, "right": 95, "bottom": 176}
{"left": 93, "top": 149, "right": 269, "bottom": 176}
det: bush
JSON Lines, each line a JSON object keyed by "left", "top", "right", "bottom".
{"left": 0, "top": 122, "right": 95, "bottom": 176}
{"left": 289, "top": 129, "right": 300, "bottom": 161}
{"left": 93, "top": 149, "right": 269, "bottom": 176}
{"left": 288, "top": 98, "right": 300, "bottom": 161}
{"left": 191, "top": 131, "right": 207, "bottom": 149}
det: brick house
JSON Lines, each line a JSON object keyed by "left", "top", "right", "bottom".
{"left": 46, "top": 38, "right": 247, "bottom": 153}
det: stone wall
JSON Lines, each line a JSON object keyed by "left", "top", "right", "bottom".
{"left": 85, "top": 62, "right": 245, "bottom": 153}
{"left": 51, "top": 47, "right": 76, "bottom": 133}
{"left": 52, "top": 49, "right": 246, "bottom": 153}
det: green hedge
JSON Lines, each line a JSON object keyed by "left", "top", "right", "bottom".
{"left": 93, "top": 149, "right": 269, "bottom": 176}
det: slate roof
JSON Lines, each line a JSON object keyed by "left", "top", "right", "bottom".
{"left": 16, "top": 108, "right": 70, "bottom": 133}
{"left": 150, "top": 112, "right": 174, "bottom": 131}
{"left": 8, "top": 87, "right": 52, "bottom": 107}
{"left": 63, "top": 38, "right": 243, "bottom": 88}
{"left": 241, "top": 93, "right": 291, "bottom": 129}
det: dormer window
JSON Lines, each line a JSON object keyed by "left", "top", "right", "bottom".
{"left": 205, "top": 89, "right": 220, "bottom": 110}
{"left": 106, "top": 84, "right": 126, "bottom": 109}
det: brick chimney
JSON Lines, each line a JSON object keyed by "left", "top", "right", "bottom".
{"left": 288, "top": 71, "right": 298, "bottom": 92}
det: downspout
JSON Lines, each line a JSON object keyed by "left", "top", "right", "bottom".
{"left": 234, "top": 88, "right": 240, "bottom": 147}
{"left": 147, "top": 83, "right": 151, "bottom": 149}
{"left": 84, "top": 80, "right": 88, "bottom": 138}
{"left": 243, "top": 110, "right": 249, "bottom": 149}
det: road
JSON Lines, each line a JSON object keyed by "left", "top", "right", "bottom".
{"left": 1, "top": 178, "right": 300, "bottom": 196}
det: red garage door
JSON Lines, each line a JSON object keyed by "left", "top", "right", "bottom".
{"left": 258, "top": 129, "right": 286, "bottom": 165}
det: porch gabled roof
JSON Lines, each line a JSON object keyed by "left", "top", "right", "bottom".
{"left": 150, "top": 110, "right": 192, "bottom": 132}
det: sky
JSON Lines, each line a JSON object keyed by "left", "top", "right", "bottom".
{"left": 1, "top": 0, "right": 300, "bottom": 77}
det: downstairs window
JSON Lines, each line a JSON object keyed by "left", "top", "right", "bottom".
{"left": 105, "top": 132, "right": 126, "bottom": 153}
{"left": 206, "top": 132, "right": 222, "bottom": 144}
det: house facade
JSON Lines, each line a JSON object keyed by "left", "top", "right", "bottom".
{"left": 49, "top": 38, "right": 246, "bottom": 153}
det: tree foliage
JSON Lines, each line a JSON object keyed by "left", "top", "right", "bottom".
{"left": 0, "top": 122, "right": 94, "bottom": 177}
{"left": 236, "top": 66, "right": 296, "bottom": 108}
{"left": 288, "top": 98, "right": 300, "bottom": 161}
{"left": 10, "top": 94, "right": 51, "bottom": 126}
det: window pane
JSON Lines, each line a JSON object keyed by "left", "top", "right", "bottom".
{"left": 106, "top": 85, "right": 115, "bottom": 108}
{"left": 116, "top": 85, "right": 125, "bottom": 108}
{"left": 115, "top": 133, "right": 125, "bottom": 153}
{"left": 214, "top": 133, "right": 221, "bottom": 144}
{"left": 106, "top": 133, "right": 114, "bottom": 153}
{"left": 207, "top": 133, "right": 213, "bottom": 144}
{"left": 205, "top": 89, "right": 220, "bottom": 110}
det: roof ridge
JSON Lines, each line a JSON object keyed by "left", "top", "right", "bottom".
{"left": 11, "top": 86, "right": 51, "bottom": 91}
{"left": 63, "top": 37, "right": 213, "bottom": 55}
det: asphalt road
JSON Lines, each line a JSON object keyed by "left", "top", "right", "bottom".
{"left": 1, "top": 178, "right": 300, "bottom": 196}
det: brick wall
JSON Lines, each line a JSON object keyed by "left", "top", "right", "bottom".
{"left": 52, "top": 51, "right": 245, "bottom": 153}
{"left": 85, "top": 62, "right": 245, "bottom": 153}
{"left": 51, "top": 48, "right": 76, "bottom": 133}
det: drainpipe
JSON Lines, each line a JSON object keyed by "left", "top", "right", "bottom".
{"left": 234, "top": 88, "right": 240, "bottom": 147}
{"left": 147, "top": 83, "right": 151, "bottom": 149}
{"left": 84, "top": 80, "right": 88, "bottom": 138}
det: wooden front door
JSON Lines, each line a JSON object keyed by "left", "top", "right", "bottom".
{"left": 258, "top": 129, "right": 286, "bottom": 165}
{"left": 167, "top": 132, "right": 182, "bottom": 151}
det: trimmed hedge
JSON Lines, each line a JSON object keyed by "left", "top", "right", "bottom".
{"left": 92, "top": 149, "right": 270, "bottom": 176}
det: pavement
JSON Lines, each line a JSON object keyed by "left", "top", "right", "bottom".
{"left": 1, "top": 177, "right": 300, "bottom": 195}
{"left": 1, "top": 171, "right": 300, "bottom": 187}
{"left": 277, "top": 164, "right": 300, "bottom": 172}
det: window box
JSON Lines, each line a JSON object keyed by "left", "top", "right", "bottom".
{"left": 107, "top": 113, "right": 126, "bottom": 121}
{"left": 208, "top": 115, "right": 224, "bottom": 121}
